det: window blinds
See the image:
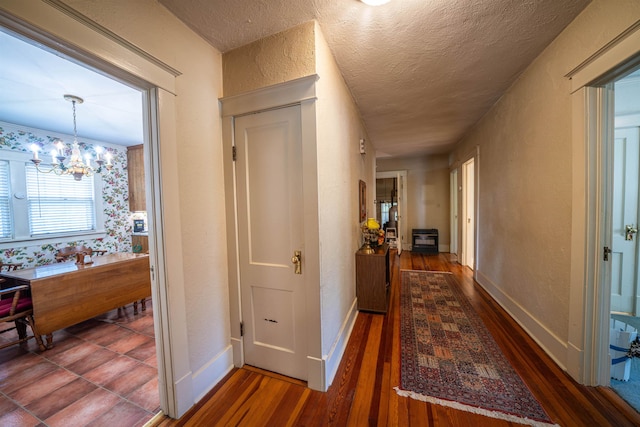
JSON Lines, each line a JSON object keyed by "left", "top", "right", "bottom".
{"left": 0, "top": 161, "right": 12, "bottom": 239}
{"left": 26, "top": 164, "right": 96, "bottom": 235}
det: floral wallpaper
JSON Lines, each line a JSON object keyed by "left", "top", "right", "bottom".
{"left": 0, "top": 122, "right": 135, "bottom": 268}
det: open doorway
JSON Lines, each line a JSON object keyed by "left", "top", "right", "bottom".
{"left": 376, "top": 171, "right": 407, "bottom": 254}
{"left": 608, "top": 67, "right": 640, "bottom": 411}
{"left": 0, "top": 24, "right": 162, "bottom": 423}
{"left": 461, "top": 157, "right": 475, "bottom": 270}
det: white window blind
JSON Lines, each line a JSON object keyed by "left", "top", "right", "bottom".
{"left": 26, "top": 164, "right": 96, "bottom": 236}
{"left": 0, "top": 161, "right": 12, "bottom": 239}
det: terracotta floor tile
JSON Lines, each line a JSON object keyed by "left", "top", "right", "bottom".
{"left": 83, "top": 355, "right": 140, "bottom": 386}
{"left": 65, "top": 347, "right": 119, "bottom": 375}
{"left": 143, "top": 353, "right": 158, "bottom": 368}
{"left": 0, "top": 357, "right": 58, "bottom": 394}
{"left": 0, "top": 392, "right": 20, "bottom": 414}
{"left": 126, "top": 339, "right": 157, "bottom": 362}
{"left": 91, "top": 326, "right": 134, "bottom": 347}
{"left": 47, "top": 342, "right": 104, "bottom": 367}
{"left": 39, "top": 334, "right": 83, "bottom": 358}
{"left": 126, "top": 375, "right": 160, "bottom": 412}
{"left": 126, "top": 316, "right": 155, "bottom": 334}
{"left": 85, "top": 400, "right": 152, "bottom": 427}
{"left": 9, "top": 367, "right": 78, "bottom": 406}
{"left": 44, "top": 387, "right": 121, "bottom": 427}
{"left": 107, "top": 333, "right": 153, "bottom": 355}
{"left": 25, "top": 377, "right": 97, "bottom": 420}
{"left": 0, "top": 407, "right": 42, "bottom": 427}
{"left": 0, "top": 352, "right": 42, "bottom": 381}
{"left": 73, "top": 322, "right": 122, "bottom": 342}
{"left": 103, "top": 363, "right": 157, "bottom": 396}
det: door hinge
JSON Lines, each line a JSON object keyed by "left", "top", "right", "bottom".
{"left": 240, "top": 322, "right": 244, "bottom": 337}
{"left": 232, "top": 146, "right": 237, "bottom": 161}
{"left": 604, "top": 246, "right": 612, "bottom": 261}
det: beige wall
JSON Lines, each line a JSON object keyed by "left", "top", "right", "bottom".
{"left": 223, "top": 22, "right": 316, "bottom": 97}
{"left": 2, "top": 0, "right": 229, "bottom": 414}
{"left": 450, "top": 0, "right": 640, "bottom": 369}
{"left": 222, "top": 20, "right": 374, "bottom": 387}
{"left": 377, "top": 154, "right": 450, "bottom": 250}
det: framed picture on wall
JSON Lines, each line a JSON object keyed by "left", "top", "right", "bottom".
{"left": 359, "top": 180, "right": 366, "bottom": 222}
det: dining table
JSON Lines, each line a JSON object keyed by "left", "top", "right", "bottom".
{"left": 0, "top": 252, "right": 152, "bottom": 348}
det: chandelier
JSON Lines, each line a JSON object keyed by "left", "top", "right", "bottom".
{"left": 30, "top": 94, "right": 113, "bottom": 181}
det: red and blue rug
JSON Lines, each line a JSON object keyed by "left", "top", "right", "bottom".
{"left": 395, "top": 270, "right": 557, "bottom": 426}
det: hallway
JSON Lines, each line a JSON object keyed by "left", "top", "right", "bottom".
{"left": 155, "top": 251, "right": 640, "bottom": 426}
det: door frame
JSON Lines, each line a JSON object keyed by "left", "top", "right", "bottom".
{"left": 567, "top": 23, "right": 640, "bottom": 386}
{"left": 220, "top": 75, "right": 326, "bottom": 391}
{"left": 0, "top": 4, "right": 192, "bottom": 417}
{"left": 450, "top": 169, "right": 458, "bottom": 256}
{"left": 376, "top": 170, "right": 407, "bottom": 252}
{"left": 455, "top": 146, "right": 479, "bottom": 275}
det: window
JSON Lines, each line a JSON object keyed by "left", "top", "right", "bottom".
{"left": 26, "top": 164, "right": 96, "bottom": 235}
{"left": 0, "top": 150, "right": 104, "bottom": 244}
{"left": 0, "top": 161, "right": 12, "bottom": 239}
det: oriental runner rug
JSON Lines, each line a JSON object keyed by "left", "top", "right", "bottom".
{"left": 395, "top": 270, "right": 557, "bottom": 426}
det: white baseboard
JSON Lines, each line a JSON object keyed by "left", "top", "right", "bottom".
{"left": 314, "top": 298, "right": 358, "bottom": 391}
{"left": 475, "top": 270, "right": 568, "bottom": 371}
{"left": 191, "top": 344, "right": 235, "bottom": 403}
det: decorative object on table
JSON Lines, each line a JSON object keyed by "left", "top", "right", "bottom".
{"left": 361, "top": 217, "right": 385, "bottom": 254}
{"left": 29, "top": 94, "right": 113, "bottom": 181}
{"left": 133, "top": 219, "right": 145, "bottom": 232}
{"left": 396, "top": 270, "right": 557, "bottom": 426}
{"left": 358, "top": 180, "right": 367, "bottom": 222}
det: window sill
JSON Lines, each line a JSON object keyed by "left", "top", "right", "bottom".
{"left": 0, "top": 230, "right": 108, "bottom": 250}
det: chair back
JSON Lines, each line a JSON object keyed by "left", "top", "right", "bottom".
{"left": 55, "top": 245, "right": 98, "bottom": 262}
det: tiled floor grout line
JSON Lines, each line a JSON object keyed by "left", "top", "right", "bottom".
{"left": 1, "top": 304, "right": 159, "bottom": 426}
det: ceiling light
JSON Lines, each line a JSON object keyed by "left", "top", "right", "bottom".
{"left": 360, "top": 0, "right": 390, "bottom": 5}
{"left": 30, "top": 95, "right": 112, "bottom": 181}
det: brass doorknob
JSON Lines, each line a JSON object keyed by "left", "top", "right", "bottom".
{"left": 291, "top": 250, "right": 302, "bottom": 274}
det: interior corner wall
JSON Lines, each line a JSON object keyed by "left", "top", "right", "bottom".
{"left": 448, "top": 0, "right": 640, "bottom": 372}
{"left": 222, "top": 21, "right": 316, "bottom": 97}
{"left": 377, "top": 154, "right": 450, "bottom": 251}
{"left": 313, "top": 21, "right": 373, "bottom": 387}
{"left": 6, "top": 0, "right": 232, "bottom": 413}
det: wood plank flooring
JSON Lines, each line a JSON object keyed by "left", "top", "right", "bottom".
{"left": 154, "top": 251, "right": 640, "bottom": 426}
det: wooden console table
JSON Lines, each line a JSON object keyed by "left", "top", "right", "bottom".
{"left": 355, "top": 244, "right": 390, "bottom": 313}
{"left": 0, "top": 253, "right": 151, "bottom": 348}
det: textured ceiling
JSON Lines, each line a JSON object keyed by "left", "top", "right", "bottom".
{"left": 159, "top": 0, "right": 591, "bottom": 157}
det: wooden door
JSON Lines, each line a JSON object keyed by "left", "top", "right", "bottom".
{"left": 235, "top": 105, "right": 307, "bottom": 380}
{"left": 611, "top": 127, "right": 640, "bottom": 314}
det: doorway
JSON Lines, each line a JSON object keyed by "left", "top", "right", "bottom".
{"left": 0, "top": 21, "right": 166, "bottom": 419}
{"left": 234, "top": 105, "right": 308, "bottom": 381}
{"left": 461, "top": 157, "right": 475, "bottom": 270}
{"left": 608, "top": 68, "right": 640, "bottom": 410}
{"left": 376, "top": 171, "right": 407, "bottom": 253}
{"left": 450, "top": 169, "right": 459, "bottom": 256}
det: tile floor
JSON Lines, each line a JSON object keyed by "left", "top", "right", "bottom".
{"left": 0, "top": 300, "right": 159, "bottom": 427}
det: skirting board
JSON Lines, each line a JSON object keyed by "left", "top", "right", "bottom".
{"left": 191, "top": 345, "right": 234, "bottom": 403}
{"left": 475, "top": 271, "right": 568, "bottom": 371}
{"left": 316, "top": 298, "right": 359, "bottom": 391}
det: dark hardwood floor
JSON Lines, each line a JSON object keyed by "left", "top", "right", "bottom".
{"left": 155, "top": 251, "right": 640, "bottom": 426}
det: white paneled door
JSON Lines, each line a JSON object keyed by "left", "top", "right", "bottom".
{"left": 611, "top": 127, "right": 640, "bottom": 315}
{"left": 234, "top": 105, "right": 307, "bottom": 380}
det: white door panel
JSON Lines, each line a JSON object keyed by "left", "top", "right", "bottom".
{"left": 611, "top": 127, "right": 640, "bottom": 315}
{"left": 235, "top": 105, "right": 307, "bottom": 380}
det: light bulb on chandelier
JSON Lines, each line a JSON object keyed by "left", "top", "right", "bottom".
{"left": 30, "top": 94, "right": 113, "bottom": 181}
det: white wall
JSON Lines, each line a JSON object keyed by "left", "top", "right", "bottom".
{"left": 0, "top": 0, "right": 230, "bottom": 416}
{"left": 314, "top": 21, "right": 374, "bottom": 383}
{"left": 449, "top": 0, "right": 640, "bottom": 372}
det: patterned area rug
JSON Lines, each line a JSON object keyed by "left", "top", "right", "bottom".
{"left": 395, "top": 270, "right": 557, "bottom": 426}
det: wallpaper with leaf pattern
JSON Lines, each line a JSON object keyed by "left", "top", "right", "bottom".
{"left": 0, "top": 122, "right": 135, "bottom": 267}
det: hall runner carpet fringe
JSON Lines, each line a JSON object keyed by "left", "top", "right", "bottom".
{"left": 395, "top": 269, "right": 558, "bottom": 427}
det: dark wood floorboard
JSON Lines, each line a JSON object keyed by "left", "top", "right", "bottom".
{"left": 154, "top": 251, "right": 640, "bottom": 427}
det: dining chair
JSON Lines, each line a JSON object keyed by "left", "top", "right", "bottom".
{"left": 0, "top": 282, "right": 46, "bottom": 351}
{"left": 55, "top": 245, "right": 107, "bottom": 262}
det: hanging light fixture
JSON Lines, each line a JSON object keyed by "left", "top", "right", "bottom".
{"left": 30, "top": 94, "right": 113, "bottom": 181}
